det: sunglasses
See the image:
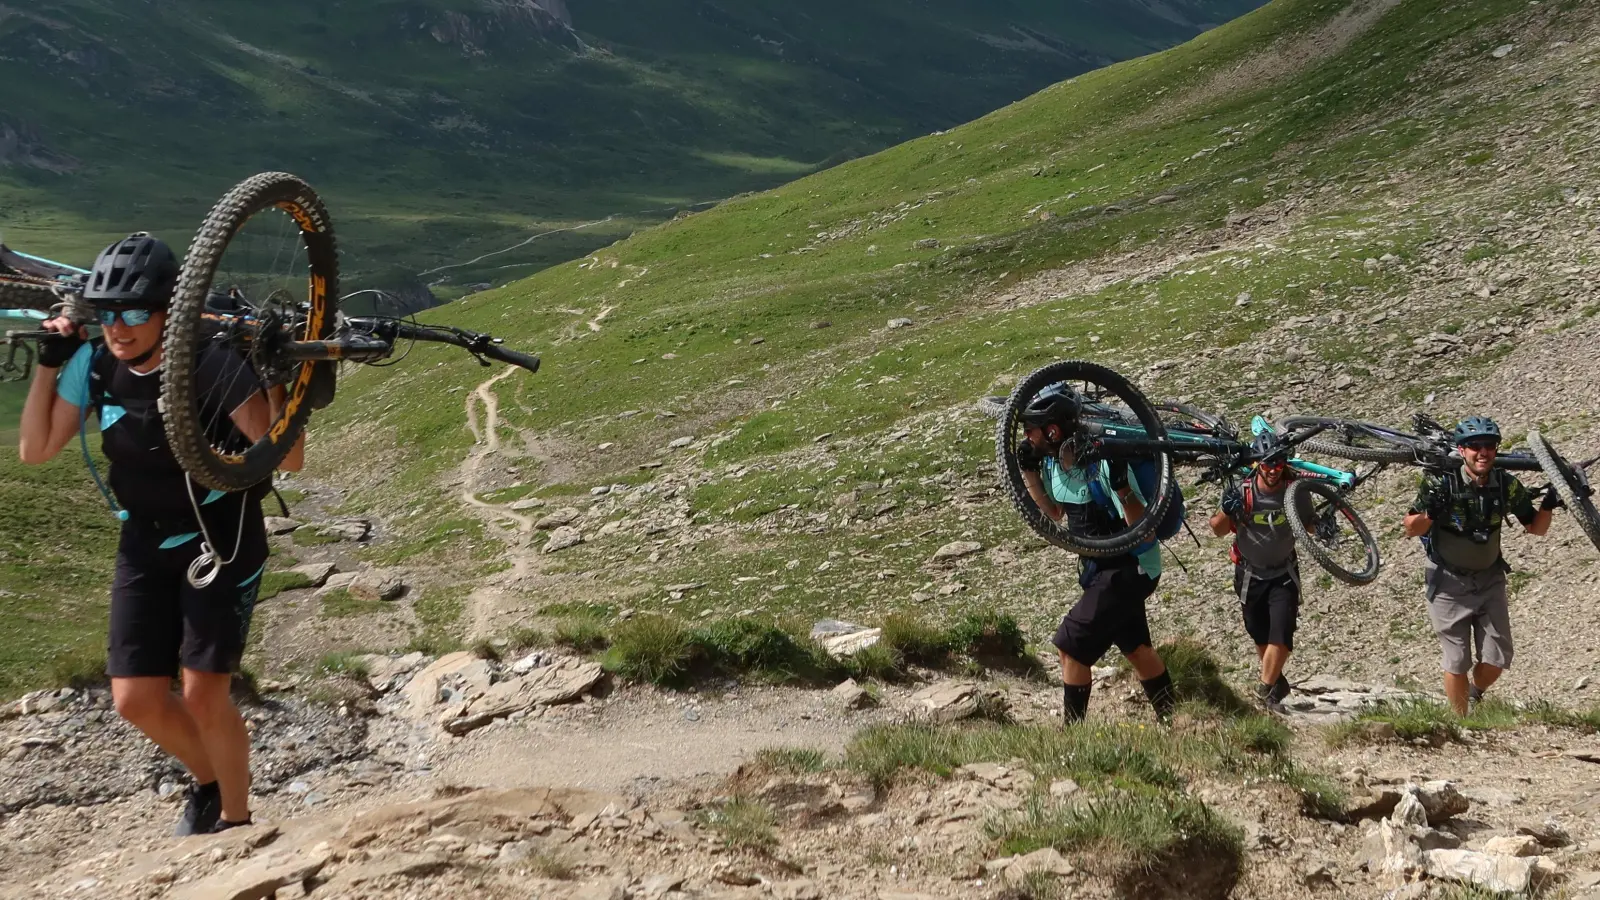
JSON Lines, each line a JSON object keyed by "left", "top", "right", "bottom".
{"left": 96, "top": 308, "right": 155, "bottom": 328}
{"left": 1460, "top": 440, "right": 1500, "bottom": 452}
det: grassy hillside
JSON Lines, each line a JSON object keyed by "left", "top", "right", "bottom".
{"left": 0, "top": 0, "right": 1260, "bottom": 289}
{"left": 330, "top": 0, "right": 1585, "bottom": 496}
{"left": 5, "top": 0, "right": 1598, "bottom": 697}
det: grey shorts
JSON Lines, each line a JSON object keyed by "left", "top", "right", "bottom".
{"left": 1424, "top": 561, "right": 1512, "bottom": 674}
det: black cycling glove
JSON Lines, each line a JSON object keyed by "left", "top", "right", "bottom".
{"left": 1108, "top": 460, "right": 1131, "bottom": 492}
{"left": 1016, "top": 441, "right": 1043, "bottom": 473}
{"left": 1541, "top": 485, "right": 1565, "bottom": 512}
{"left": 1220, "top": 485, "right": 1245, "bottom": 518}
{"left": 36, "top": 330, "right": 84, "bottom": 369}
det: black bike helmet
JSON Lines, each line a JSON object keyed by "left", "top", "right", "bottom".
{"left": 82, "top": 233, "right": 179, "bottom": 309}
{"left": 1019, "top": 383, "right": 1082, "bottom": 429}
{"left": 1452, "top": 415, "right": 1501, "bottom": 447}
{"left": 1252, "top": 429, "right": 1290, "bottom": 466}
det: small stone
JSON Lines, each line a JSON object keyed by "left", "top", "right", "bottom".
{"left": 1409, "top": 780, "right": 1470, "bottom": 824}
{"left": 1002, "top": 847, "right": 1074, "bottom": 885}
{"left": 287, "top": 562, "right": 336, "bottom": 588}
{"left": 912, "top": 239, "right": 940, "bottom": 250}
{"left": 1049, "top": 778, "right": 1080, "bottom": 799}
{"left": 535, "top": 508, "right": 581, "bottom": 529}
{"left": 832, "top": 678, "right": 872, "bottom": 710}
{"left": 1518, "top": 819, "right": 1572, "bottom": 848}
{"left": 1484, "top": 835, "right": 1541, "bottom": 857}
{"left": 667, "top": 436, "right": 694, "bottom": 450}
{"left": 1235, "top": 292, "right": 1252, "bottom": 306}
{"left": 542, "top": 527, "right": 584, "bottom": 554}
{"left": 931, "top": 541, "right": 983, "bottom": 562}
{"left": 347, "top": 571, "right": 405, "bottom": 603}
{"left": 1491, "top": 44, "right": 1514, "bottom": 59}
{"left": 1424, "top": 848, "right": 1537, "bottom": 894}
{"left": 264, "top": 517, "right": 301, "bottom": 535}
{"left": 1332, "top": 374, "right": 1356, "bottom": 390}
{"left": 509, "top": 497, "right": 546, "bottom": 511}
{"left": 887, "top": 317, "right": 915, "bottom": 328}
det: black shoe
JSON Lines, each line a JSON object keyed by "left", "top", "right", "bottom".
{"left": 174, "top": 781, "right": 222, "bottom": 837}
{"left": 1467, "top": 683, "right": 1485, "bottom": 712}
{"left": 209, "top": 816, "right": 253, "bottom": 834}
{"left": 1270, "top": 673, "right": 1292, "bottom": 704}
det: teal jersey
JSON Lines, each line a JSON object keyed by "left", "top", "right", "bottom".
{"left": 1042, "top": 458, "right": 1163, "bottom": 578}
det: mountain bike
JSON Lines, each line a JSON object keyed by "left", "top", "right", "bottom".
{"left": 985, "top": 361, "right": 1382, "bottom": 584}
{"left": 1287, "top": 411, "right": 1600, "bottom": 554}
{"left": 2, "top": 171, "right": 540, "bottom": 493}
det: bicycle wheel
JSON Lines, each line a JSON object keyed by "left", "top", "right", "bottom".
{"left": 1282, "top": 416, "right": 1424, "bottom": 464}
{"left": 1284, "top": 479, "right": 1380, "bottom": 585}
{"left": 996, "top": 360, "right": 1175, "bottom": 557}
{"left": 0, "top": 276, "right": 56, "bottom": 311}
{"left": 1526, "top": 431, "right": 1600, "bottom": 555}
{"left": 976, "top": 395, "right": 1006, "bottom": 419}
{"left": 163, "top": 172, "right": 339, "bottom": 493}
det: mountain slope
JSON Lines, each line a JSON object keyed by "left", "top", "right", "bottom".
{"left": 0, "top": 0, "right": 1262, "bottom": 289}
{"left": 296, "top": 0, "right": 1600, "bottom": 687}
{"left": 4, "top": 0, "right": 1599, "bottom": 703}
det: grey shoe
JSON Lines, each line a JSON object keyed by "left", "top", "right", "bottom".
{"left": 1254, "top": 681, "right": 1286, "bottom": 715}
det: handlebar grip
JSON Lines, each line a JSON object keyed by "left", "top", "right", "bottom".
{"left": 484, "top": 344, "right": 540, "bottom": 373}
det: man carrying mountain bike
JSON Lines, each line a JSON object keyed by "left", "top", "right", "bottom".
{"left": 1209, "top": 431, "right": 1311, "bottom": 714}
{"left": 1403, "top": 416, "right": 1557, "bottom": 716}
{"left": 1015, "top": 386, "right": 1177, "bottom": 725}
{"left": 16, "top": 233, "right": 301, "bottom": 836}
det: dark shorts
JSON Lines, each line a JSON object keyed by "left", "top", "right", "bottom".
{"left": 1235, "top": 565, "right": 1300, "bottom": 651}
{"left": 107, "top": 512, "right": 269, "bottom": 679}
{"left": 1052, "top": 562, "right": 1159, "bottom": 666}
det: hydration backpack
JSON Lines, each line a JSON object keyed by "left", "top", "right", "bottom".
{"left": 1087, "top": 458, "right": 1186, "bottom": 555}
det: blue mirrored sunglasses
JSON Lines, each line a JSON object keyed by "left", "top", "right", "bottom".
{"left": 96, "top": 308, "right": 154, "bottom": 328}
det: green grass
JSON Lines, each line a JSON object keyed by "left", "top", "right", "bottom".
{"left": 750, "top": 747, "right": 831, "bottom": 776}
{"left": 259, "top": 570, "right": 314, "bottom": 602}
{"left": 588, "top": 610, "right": 1033, "bottom": 687}
{"left": 602, "top": 614, "right": 695, "bottom": 684}
{"left": 524, "top": 851, "right": 577, "bottom": 881}
{"left": 695, "top": 796, "right": 779, "bottom": 850}
{"left": 0, "top": 452, "right": 120, "bottom": 699}
{"left": 318, "top": 651, "right": 372, "bottom": 679}
{"left": 319, "top": 588, "right": 392, "bottom": 619}
{"left": 988, "top": 792, "right": 1243, "bottom": 873}
{"left": 1326, "top": 697, "right": 1521, "bottom": 746}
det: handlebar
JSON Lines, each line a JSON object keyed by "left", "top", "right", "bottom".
{"left": 389, "top": 321, "right": 540, "bottom": 373}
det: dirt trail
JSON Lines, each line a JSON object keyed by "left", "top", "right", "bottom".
{"left": 459, "top": 366, "right": 538, "bottom": 638}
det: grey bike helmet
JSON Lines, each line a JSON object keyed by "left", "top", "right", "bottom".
{"left": 1252, "top": 429, "right": 1290, "bottom": 466}
{"left": 1452, "top": 415, "right": 1502, "bottom": 447}
{"left": 1019, "top": 383, "right": 1082, "bottom": 428}
{"left": 82, "top": 233, "right": 179, "bottom": 309}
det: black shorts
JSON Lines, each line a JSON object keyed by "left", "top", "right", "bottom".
{"left": 1235, "top": 564, "right": 1299, "bottom": 651}
{"left": 1052, "top": 562, "right": 1159, "bottom": 666}
{"left": 107, "top": 511, "right": 269, "bottom": 679}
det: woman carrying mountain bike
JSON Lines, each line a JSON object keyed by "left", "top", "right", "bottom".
{"left": 1403, "top": 416, "right": 1558, "bottom": 716}
{"left": 1015, "top": 385, "right": 1178, "bottom": 725}
{"left": 16, "top": 233, "right": 294, "bottom": 836}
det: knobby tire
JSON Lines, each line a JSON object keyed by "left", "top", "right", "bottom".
{"left": 1284, "top": 479, "right": 1381, "bottom": 585}
{"left": 1527, "top": 431, "right": 1600, "bottom": 556}
{"left": 995, "top": 360, "right": 1175, "bottom": 558}
{"left": 163, "top": 172, "right": 339, "bottom": 493}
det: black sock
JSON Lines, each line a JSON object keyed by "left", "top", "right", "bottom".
{"left": 1141, "top": 671, "right": 1177, "bottom": 721}
{"left": 1062, "top": 683, "right": 1091, "bottom": 724}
